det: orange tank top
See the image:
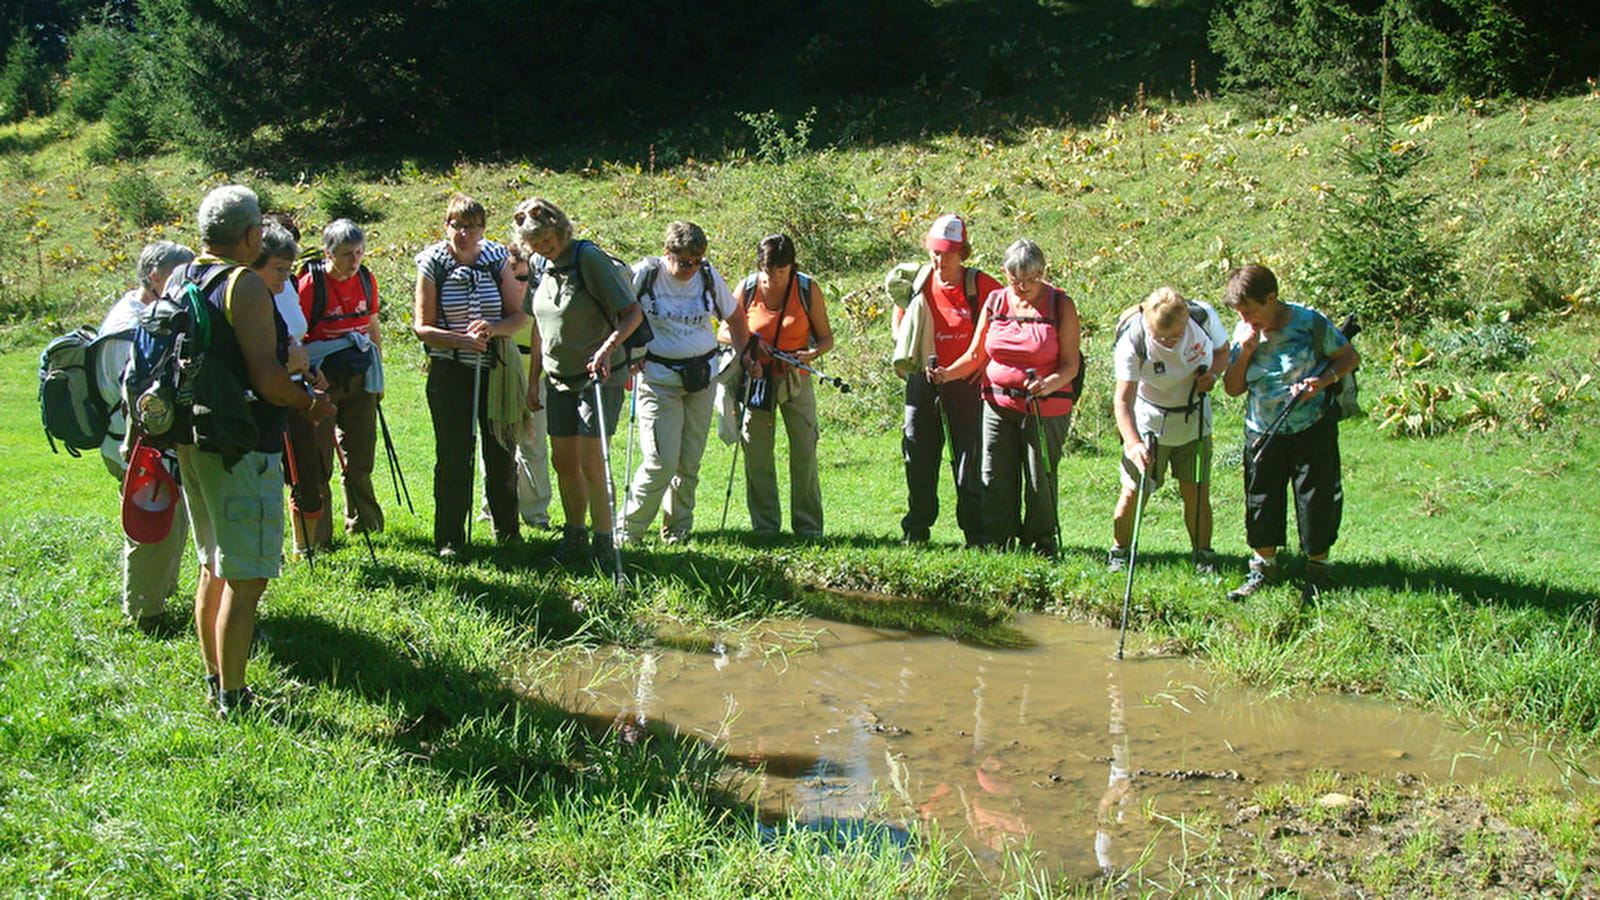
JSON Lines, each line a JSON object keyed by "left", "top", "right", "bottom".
{"left": 745, "top": 273, "right": 813, "bottom": 360}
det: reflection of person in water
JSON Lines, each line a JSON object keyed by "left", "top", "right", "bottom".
{"left": 914, "top": 670, "right": 1031, "bottom": 854}
{"left": 1094, "top": 672, "right": 1133, "bottom": 872}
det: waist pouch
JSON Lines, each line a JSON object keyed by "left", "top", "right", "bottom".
{"left": 647, "top": 349, "right": 717, "bottom": 393}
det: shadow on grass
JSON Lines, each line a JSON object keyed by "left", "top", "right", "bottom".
{"left": 265, "top": 609, "right": 798, "bottom": 817}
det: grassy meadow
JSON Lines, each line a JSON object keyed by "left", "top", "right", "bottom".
{"left": 3, "top": 86, "right": 1600, "bottom": 896}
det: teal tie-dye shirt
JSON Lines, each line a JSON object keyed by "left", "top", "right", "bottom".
{"left": 1228, "top": 303, "right": 1348, "bottom": 434}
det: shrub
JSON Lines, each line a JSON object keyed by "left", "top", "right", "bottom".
{"left": 1432, "top": 323, "right": 1533, "bottom": 371}
{"left": 1303, "top": 118, "right": 1458, "bottom": 326}
{"left": 0, "top": 30, "right": 55, "bottom": 123}
{"left": 62, "top": 22, "right": 131, "bottom": 122}
{"left": 316, "top": 180, "right": 374, "bottom": 222}
{"left": 737, "top": 109, "right": 889, "bottom": 271}
{"left": 106, "top": 173, "right": 175, "bottom": 228}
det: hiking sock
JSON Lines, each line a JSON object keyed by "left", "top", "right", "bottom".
{"left": 1227, "top": 555, "right": 1278, "bottom": 601}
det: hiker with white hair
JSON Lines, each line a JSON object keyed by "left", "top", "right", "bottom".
{"left": 96, "top": 240, "right": 196, "bottom": 634}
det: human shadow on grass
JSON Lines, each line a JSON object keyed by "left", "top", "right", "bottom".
{"left": 265, "top": 609, "right": 824, "bottom": 820}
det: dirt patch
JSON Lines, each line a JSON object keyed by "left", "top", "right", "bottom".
{"left": 1184, "top": 784, "right": 1600, "bottom": 899}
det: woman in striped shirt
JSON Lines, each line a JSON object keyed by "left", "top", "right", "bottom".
{"left": 412, "top": 193, "right": 528, "bottom": 558}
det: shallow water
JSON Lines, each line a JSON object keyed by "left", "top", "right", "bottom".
{"left": 541, "top": 613, "right": 1566, "bottom": 878}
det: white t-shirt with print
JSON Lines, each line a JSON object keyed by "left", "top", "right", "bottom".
{"left": 629, "top": 257, "right": 738, "bottom": 386}
{"left": 1112, "top": 300, "right": 1228, "bottom": 445}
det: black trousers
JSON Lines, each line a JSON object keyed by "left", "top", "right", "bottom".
{"left": 426, "top": 357, "right": 518, "bottom": 550}
{"left": 1242, "top": 412, "right": 1342, "bottom": 556}
{"left": 901, "top": 372, "right": 985, "bottom": 543}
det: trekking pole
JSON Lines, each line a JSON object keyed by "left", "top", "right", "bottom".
{"left": 1117, "top": 430, "right": 1158, "bottom": 661}
{"left": 590, "top": 377, "right": 626, "bottom": 590}
{"left": 376, "top": 400, "right": 413, "bottom": 515}
{"left": 281, "top": 429, "right": 315, "bottom": 573}
{"left": 1250, "top": 314, "right": 1361, "bottom": 464}
{"left": 331, "top": 434, "right": 379, "bottom": 566}
{"left": 1025, "top": 368, "right": 1063, "bottom": 554}
{"left": 720, "top": 370, "right": 751, "bottom": 531}
{"left": 763, "top": 347, "right": 852, "bottom": 393}
{"left": 621, "top": 374, "right": 637, "bottom": 525}
{"left": 467, "top": 349, "right": 485, "bottom": 546}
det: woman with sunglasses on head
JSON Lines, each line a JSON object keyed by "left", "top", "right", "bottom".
{"left": 412, "top": 193, "right": 527, "bottom": 558}
{"left": 932, "top": 238, "right": 1080, "bottom": 557}
{"left": 734, "top": 234, "right": 834, "bottom": 537}
{"left": 617, "top": 221, "right": 749, "bottom": 546}
{"left": 512, "top": 197, "right": 644, "bottom": 567}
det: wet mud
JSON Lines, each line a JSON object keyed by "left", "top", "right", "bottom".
{"left": 540, "top": 614, "right": 1590, "bottom": 891}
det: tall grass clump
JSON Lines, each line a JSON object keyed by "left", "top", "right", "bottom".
{"left": 317, "top": 178, "right": 377, "bottom": 223}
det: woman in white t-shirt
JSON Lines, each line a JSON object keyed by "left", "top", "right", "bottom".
{"left": 617, "top": 221, "right": 749, "bottom": 544}
{"left": 1108, "top": 287, "right": 1230, "bottom": 573}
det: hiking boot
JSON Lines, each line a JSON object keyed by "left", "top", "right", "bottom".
{"left": 216, "top": 686, "right": 256, "bottom": 720}
{"left": 1227, "top": 558, "right": 1279, "bottom": 601}
{"left": 546, "top": 525, "right": 590, "bottom": 566}
{"left": 901, "top": 529, "right": 930, "bottom": 545}
{"left": 1193, "top": 548, "right": 1218, "bottom": 574}
{"left": 591, "top": 532, "right": 618, "bottom": 571}
{"left": 204, "top": 673, "right": 221, "bottom": 707}
{"left": 1301, "top": 560, "right": 1332, "bottom": 604}
{"left": 1107, "top": 546, "right": 1130, "bottom": 573}
{"left": 436, "top": 544, "right": 459, "bottom": 562}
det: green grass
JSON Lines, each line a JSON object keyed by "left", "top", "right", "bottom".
{"left": 3, "top": 87, "right": 1600, "bottom": 895}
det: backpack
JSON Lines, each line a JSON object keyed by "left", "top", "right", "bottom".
{"left": 739, "top": 271, "right": 817, "bottom": 347}
{"left": 550, "top": 239, "right": 654, "bottom": 364}
{"left": 637, "top": 258, "right": 716, "bottom": 313}
{"left": 988, "top": 287, "right": 1088, "bottom": 401}
{"left": 38, "top": 324, "right": 133, "bottom": 456}
{"left": 123, "top": 263, "right": 240, "bottom": 451}
{"left": 1312, "top": 311, "right": 1363, "bottom": 421}
{"left": 304, "top": 258, "right": 376, "bottom": 332}
{"left": 911, "top": 263, "right": 980, "bottom": 316}
{"left": 1113, "top": 301, "right": 1211, "bottom": 363}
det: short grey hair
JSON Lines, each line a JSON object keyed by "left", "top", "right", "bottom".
{"left": 321, "top": 218, "right": 364, "bottom": 257}
{"left": 1001, "top": 238, "right": 1046, "bottom": 281}
{"left": 137, "top": 240, "right": 195, "bottom": 292}
{"left": 663, "top": 221, "right": 707, "bottom": 257}
{"left": 196, "top": 185, "right": 261, "bottom": 248}
{"left": 253, "top": 223, "right": 299, "bottom": 268}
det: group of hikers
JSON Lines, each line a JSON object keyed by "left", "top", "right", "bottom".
{"left": 78, "top": 186, "right": 1359, "bottom": 718}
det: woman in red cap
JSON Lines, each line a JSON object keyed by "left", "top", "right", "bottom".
{"left": 887, "top": 214, "right": 1000, "bottom": 546}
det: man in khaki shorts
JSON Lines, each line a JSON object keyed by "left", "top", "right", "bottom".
{"left": 175, "top": 185, "right": 334, "bottom": 717}
{"left": 1108, "top": 287, "right": 1230, "bottom": 573}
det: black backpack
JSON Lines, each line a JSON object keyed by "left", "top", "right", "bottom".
{"left": 38, "top": 323, "right": 134, "bottom": 456}
{"left": 303, "top": 258, "right": 376, "bottom": 332}
{"left": 124, "top": 263, "right": 259, "bottom": 465}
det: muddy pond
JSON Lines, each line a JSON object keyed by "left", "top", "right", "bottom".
{"left": 538, "top": 611, "right": 1571, "bottom": 880}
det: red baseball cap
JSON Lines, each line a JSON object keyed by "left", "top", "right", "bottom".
{"left": 122, "top": 442, "right": 180, "bottom": 545}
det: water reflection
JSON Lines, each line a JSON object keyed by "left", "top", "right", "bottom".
{"left": 542, "top": 613, "right": 1564, "bottom": 877}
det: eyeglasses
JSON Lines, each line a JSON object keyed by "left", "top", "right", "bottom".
{"left": 1006, "top": 274, "right": 1042, "bottom": 290}
{"left": 669, "top": 254, "right": 704, "bottom": 270}
{"left": 448, "top": 220, "right": 485, "bottom": 233}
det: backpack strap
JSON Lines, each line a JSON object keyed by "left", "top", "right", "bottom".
{"left": 309, "top": 259, "right": 328, "bottom": 328}
{"left": 700, "top": 263, "right": 715, "bottom": 312}
{"left": 963, "top": 268, "right": 979, "bottom": 316}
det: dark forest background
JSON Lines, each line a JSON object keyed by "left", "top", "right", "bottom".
{"left": 1, "top": 0, "right": 1597, "bottom": 170}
